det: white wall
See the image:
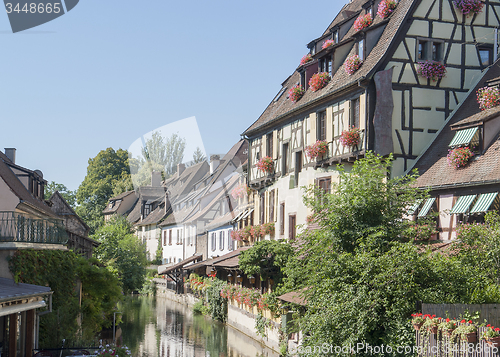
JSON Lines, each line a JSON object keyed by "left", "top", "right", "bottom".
{"left": 207, "top": 225, "right": 234, "bottom": 259}
{"left": 161, "top": 225, "right": 184, "bottom": 264}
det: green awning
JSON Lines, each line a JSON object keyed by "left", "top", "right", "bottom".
{"left": 418, "top": 198, "right": 436, "bottom": 217}
{"left": 450, "top": 195, "right": 476, "bottom": 214}
{"left": 408, "top": 200, "right": 422, "bottom": 215}
{"left": 449, "top": 127, "right": 478, "bottom": 147}
{"left": 470, "top": 192, "right": 498, "bottom": 213}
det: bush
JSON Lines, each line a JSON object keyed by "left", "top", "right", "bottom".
{"left": 206, "top": 279, "right": 228, "bottom": 322}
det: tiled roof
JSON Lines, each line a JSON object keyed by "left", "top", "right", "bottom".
{"left": 413, "top": 62, "right": 500, "bottom": 188}
{"left": 102, "top": 191, "right": 136, "bottom": 214}
{"left": 278, "top": 289, "right": 308, "bottom": 306}
{"left": 158, "top": 254, "right": 203, "bottom": 275}
{"left": 160, "top": 205, "right": 197, "bottom": 227}
{"left": 0, "top": 277, "right": 52, "bottom": 302}
{"left": 451, "top": 105, "right": 500, "bottom": 129}
{"left": 183, "top": 246, "right": 251, "bottom": 271}
{"left": 242, "top": 0, "right": 414, "bottom": 136}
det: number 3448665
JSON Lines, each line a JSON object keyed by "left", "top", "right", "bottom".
{"left": 5, "top": 3, "right": 61, "bottom": 14}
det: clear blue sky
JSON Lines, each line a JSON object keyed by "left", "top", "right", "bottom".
{"left": 0, "top": 0, "right": 343, "bottom": 191}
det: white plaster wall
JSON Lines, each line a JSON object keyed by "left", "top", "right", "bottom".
{"left": 161, "top": 225, "right": 184, "bottom": 264}
{"left": 207, "top": 225, "right": 235, "bottom": 259}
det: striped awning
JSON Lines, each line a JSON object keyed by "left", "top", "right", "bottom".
{"left": 418, "top": 197, "right": 436, "bottom": 217}
{"left": 470, "top": 192, "right": 498, "bottom": 213}
{"left": 449, "top": 127, "right": 478, "bottom": 147}
{"left": 450, "top": 195, "right": 476, "bottom": 214}
{"left": 408, "top": 200, "right": 422, "bottom": 215}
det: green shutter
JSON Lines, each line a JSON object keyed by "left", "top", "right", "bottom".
{"left": 449, "top": 127, "right": 478, "bottom": 147}
{"left": 418, "top": 198, "right": 436, "bottom": 217}
{"left": 470, "top": 193, "right": 498, "bottom": 213}
{"left": 450, "top": 195, "right": 476, "bottom": 214}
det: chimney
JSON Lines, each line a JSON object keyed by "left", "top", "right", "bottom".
{"left": 210, "top": 155, "right": 220, "bottom": 175}
{"left": 177, "top": 163, "right": 186, "bottom": 177}
{"left": 4, "top": 148, "right": 16, "bottom": 164}
{"left": 151, "top": 171, "right": 162, "bottom": 187}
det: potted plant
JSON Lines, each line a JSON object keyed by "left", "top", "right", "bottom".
{"left": 377, "top": 0, "right": 398, "bottom": 19}
{"left": 477, "top": 86, "right": 500, "bottom": 110}
{"left": 453, "top": 320, "right": 477, "bottom": 343}
{"left": 305, "top": 140, "right": 328, "bottom": 159}
{"left": 354, "top": 13, "right": 372, "bottom": 32}
{"left": 300, "top": 54, "right": 313, "bottom": 66}
{"left": 452, "top": 0, "right": 484, "bottom": 16}
{"left": 256, "top": 156, "right": 274, "bottom": 174}
{"left": 439, "top": 318, "right": 458, "bottom": 337}
{"left": 482, "top": 325, "right": 500, "bottom": 348}
{"left": 417, "top": 61, "right": 447, "bottom": 81}
{"left": 447, "top": 147, "right": 474, "bottom": 168}
{"left": 422, "top": 315, "right": 441, "bottom": 334}
{"left": 322, "top": 39, "right": 334, "bottom": 50}
{"left": 340, "top": 127, "right": 361, "bottom": 147}
{"left": 309, "top": 72, "right": 331, "bottom": 92}
{"left": 344, "top": 55, "right": 362, "bottom": 75}
{"left": 411, "top": 313, "right": 425, "bottom": 330}
{"left": 289, "top": 84, "right": 305, "bottom": 103}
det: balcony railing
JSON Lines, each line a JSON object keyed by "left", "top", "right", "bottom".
{"left": 0, "top": 211, "right": 68, "bottom": 245}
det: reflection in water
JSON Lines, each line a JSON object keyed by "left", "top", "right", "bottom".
{"left": 119, "top": 295, "right": 278, "bottom": 357}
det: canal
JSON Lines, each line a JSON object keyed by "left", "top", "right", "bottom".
{"left": 119, "top": 295, "right": 279, "bottom": 357}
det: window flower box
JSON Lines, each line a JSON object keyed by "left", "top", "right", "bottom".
{"left": 452, "top": 0, "right": 484, "bottom": 16}
{"left": 447, "top": 147, "right": 474, "bottom": 168}
{"left": 321, "top": 39, "right": 334, "bottom": 50}
{"left": 354, "top": 14, "right": 372, "bottom": 32}
{"left": 411, "top": 313, "right": 425, "bottom": 330}
{"left": 230, "top": 223, "right": 275, "bottom": 241}
{"left": 256, "top": 156, "right": 274, "bottom": 174}
{"left": 289, "top": 84, "right": 305, "bottom": 103}
{"left": 305, "top": 140, "right": 328, "bottom": 159}
{"left": 377, "top": 0, "right": 398, "bottom": 19}
{"left": 477, "top": 86, "right": 500, "bottom": 110}
{"left": 344, "top": 55, "right": 362, "bottom": 75}
{"left": 417, "top": 61, "right": 446, "bottom": 81}
{"left": 300, "top": 54, "right": 313, "bottom": 66}
{"left": 308, "top": 72, "right": 331, "bottom": 92}
{"left": 482, "top": 325, "right": 500, "bottom": 348}
{"left": 340, "top": 127, "right": 361, "bottom": 147}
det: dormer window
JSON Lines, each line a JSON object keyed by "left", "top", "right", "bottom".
{"left": 449, "top": 127, "right": 480, "bottom": 150}
{"left": 357, "top": 39, "right": 365, "bottom": 60}
{"left": 333, "top": 29, "right": 339, "bottom": 43}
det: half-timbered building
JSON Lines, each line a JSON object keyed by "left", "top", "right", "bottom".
{"left": 242, "top": 0, "right": 500, "bottom": 238}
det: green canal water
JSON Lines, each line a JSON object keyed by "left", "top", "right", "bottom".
{"left": 119, "top": 295, "right": 279, "bottom": 357}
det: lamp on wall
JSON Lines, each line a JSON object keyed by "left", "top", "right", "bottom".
{"left": 227, "top": 273, "right": 233, "bottom": 283}
{"left": 248, "top": 275, "right": 255, "bottom": 285}
{"left": 236, "top": 274, "right": 243, "bottom": 283}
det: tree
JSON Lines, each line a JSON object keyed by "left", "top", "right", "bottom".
{"left": 140, "top": 131, "right": 186, "bottom": 177}
{"left": 44, "top": 181, "right": 77, "bottom": 208}
{"left": 76, "top": 148, "right": 131, "bottom": 234}
{"left": 92, "top": 216, "right": 148, "bottom": 293}
{"left": 192, "top": 147, "right": 206, "bottom": 164}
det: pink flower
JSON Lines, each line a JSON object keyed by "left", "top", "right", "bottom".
{"left": 300, "top": 54, "right": 313, "bottom": 66}
{"left": 289, "top": 84, "right": 305, "bottom": 103}
{"left": 453, "top": 0, "right": 484, "bottom": 16}
{"left": 377, "top": 0, "right": 397, "bottom": 18}
{"left": 344, "top": 55, "right": 362, "bottom": 75}
{"left": 308, "top": 72, "right": 331, "bottom": 92}
{"left": 417, "top": 61, "right": 446, "bottom": 81}
{"left": 322, "top": 39, "right": 334, "bottom": 49}
{"left": 354, "top": 14, "right": 373, "bottom": 32}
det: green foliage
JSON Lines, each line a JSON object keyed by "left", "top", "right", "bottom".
{"left": 139, "top": 131, "right": 186, "bottom": 179}
{"left": 255, "top": 313, "right": 272, "bottom": 338}
{"left": 8, "top": 250, "right": 122, "bottom": 347}
{"left": 239, "top": 239, "right": 293, "bottom": 284}
{"left": 192, "top": 299, "right": 209, "bottom": 315}
{"left": 76, "top": 148, "right": 131, "bottom": 234}
{"left": 92, "top": 216, "right": 148, "bottom": 293}
{"left": 192, "top": 146, "right": 206, "bottom": 164}
{"left": 205, "top": 279, "right": 228, "bottom": 322}
{"left": 44, "top": 181, "right": 77, "bottom": 208}
{"left": 152, "top": 235, "right": 163, "bottom": 265}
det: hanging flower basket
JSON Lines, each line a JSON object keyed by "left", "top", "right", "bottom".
{"left": 340, "top": 127, "right": 361, "bottom": 147}
{"left": 447, "top": 147, "right": 474, "bottom": 168}
{"left": 354, "top": 14, "right": 373, "bottom": 32}
{"left": 377, "top": 0, "right": 398, "bottom": 19}
{"left": 305, "top": 140, "right": 328, "bottom": 159}
{"left": 300, "top": 54, "right": 313, "bottom": 66}
{"left": 477, "top": 86, "right": 500, "bottom": 110}
{"left": 344, "top": 55, "right": 362, "bottom": 75}
{"left": 256, "top": 156, "right": 274, "bottom": 173}
{"left": 289, "top": 84, "right": 305, "bottom": 103}
{"left": 322, "top": 39, "right": 334, "bottom": 50}
{"left": 231, "top": 183, "right": 250, "bottom": 200}
{"left": 452, "top": 0, "right": 484, "bottom": 16}
{"left": 417, "top": 61, "right": 447, "bottom": 81}
{"left": 309, "top": 72, "right": 331, "bottom": 92}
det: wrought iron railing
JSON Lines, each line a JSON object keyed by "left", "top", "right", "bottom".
{"left": 0, "top": 211, "right": 68, "bottom": 245}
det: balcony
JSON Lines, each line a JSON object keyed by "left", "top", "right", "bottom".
{"left": 0, "top": 211, "right": 68, "bottom": 245}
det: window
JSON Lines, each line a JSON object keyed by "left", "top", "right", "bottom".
{"left": 319, "top": 55, "right": 333, "bottom": 75}
{"left": 260, "top": 193, "right": 265, "bottom": 224}
{"left": 432, "top": 42, "right": 441, "bottom": 61}
{"left": 357, "top": 39, "right": 365, "bottom": 60}
{"left": 282, "top": 143, "right": 289, "bottom": 174}
{"left": 169, "top": 230, "right": 172, "bottom": 245}
{"left": 417, "top": 38, "right": 444, "bottom": 62}
{"left": 143, "top": 204, "right": 151, "bottom": 217}
{"left": 280, "top": 202, "right": 285, "bottom": 235}
{"left": 211, "top": 232, "right": 216, "bottom": 251}
{"left": 163, "top": 230, "right": 167, "bottom": 246}
{"left": 478, "top": 46, "right": 493, "bottom": 67}
{"left": 269, "top": 190, "right": 275, "bottom": 222}
{"left": 333, "top": 30, "right": 339, "bottom": 44}
{"left": 267, "top": 133, "right": 274, "bottom": 158}
{"left": 295, "top": 151, "right": 302, "bottom": 188}
{"left": 318, "top": 177, "right": 332, "bottom": 194}
{"left": 417, "top": 39, "right": 427, "bottom": 60}
{"left": 317, "top": 111, "right": 326, "bottom": 141}
{"left": 350, "top": 98, "right": 360, "bottom": 128}
{"left": 228, "top": 230, "right": 233, "bottom": 251}
{"left": 289, "top": 214, "right": 296, "bottom": 240}
{"left": 219, "top": 231, "right": 225, "bottom": 251}
{"left": 274, "top": 87, "right": 287, "bottom": 102}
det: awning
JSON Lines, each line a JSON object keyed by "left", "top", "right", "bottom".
{"left": 240, "top": 208, "right": 254, "bottom": 220}
{"left": 408, "top": 200, "right": 422, "bottom": 215}
{"left": 158, "top": 254, "right": 203, "bottom": 275}
{"left": 449, "top": 127, "right": 478, "bottom": 147}
{"left": 470, "top": 192, "right": 498, "bottom": 213}
{"left": 418, "top": 198, "right": 436, "bottom": 217}
{"left": 450, "top": 195, "right": 476, "bottom": 214}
